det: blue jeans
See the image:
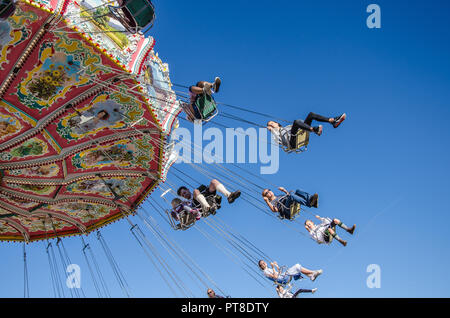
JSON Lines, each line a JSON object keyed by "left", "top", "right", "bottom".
{"left": 271, "top": 264, "right": 304, "bottom": 285}
{"left": 279, "top": 190, "right": 312, "bottom": 218}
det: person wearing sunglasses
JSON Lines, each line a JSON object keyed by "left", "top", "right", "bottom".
{"left": 262, "top": 187, "right": 318, "bottom": 220}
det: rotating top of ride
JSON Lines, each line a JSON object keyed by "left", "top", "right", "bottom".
{"left": 0, "top": 0, "right": 181, "bottom": 243}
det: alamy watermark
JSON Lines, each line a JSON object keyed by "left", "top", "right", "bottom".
{"left": 366, "top": 264, "right": 381, "bottom": 289}
{"left": 173, "top": 125, "right": 280, "bottom": 175}
{"left": 66, "top": 264, "right": 81, "bottom": 289}
{"left": 366, "top": 4, "right": 381, "bottom": 29}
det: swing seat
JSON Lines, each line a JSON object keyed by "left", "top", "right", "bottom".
{"left": 273, "top": 266, "right": 293, "bottom": 287}
{"left": 0, "top": 0, "right": 16, "bottom": 19}
{"left": 109, "top": 0, "right": 155, "bottom": 34}
{"left": 282, "top": 130, "right": 309, "bottom": 154}
{"left": 197, "top": 193, "right": 222, "bottom": 217}
{"left": 174, "top": 211, "right": 197, "bottom": 231}
{"left": 289, "top": 202, "right": 301, "bottom": 219}
{"left": 277, "top": 202, "right": 301, "bottom": 221}
{"left": 193, "top": 94, "right": 218, "bottom": 123}
{"left": 324, "top": 226, "right": 336, "bottom": 244}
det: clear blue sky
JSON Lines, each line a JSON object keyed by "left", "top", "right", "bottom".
{"left": 2, "top": 0, "right": 450, "bottom": 298}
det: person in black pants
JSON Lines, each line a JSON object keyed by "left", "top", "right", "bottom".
{"left": 267, "top": 112, "right": 346, "bottom": 149}
{"left": 276, "top": 285, "right": 318, "bottom": 298}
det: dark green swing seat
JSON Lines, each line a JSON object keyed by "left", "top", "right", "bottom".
{"left": 0, "top": 0, "right": 16, "bottom": 20}
{"left": 193, "top": 93, "right": 219, "bottom": 123}
{"left": 109, "top": 0, "right": 156, "bottom": 34}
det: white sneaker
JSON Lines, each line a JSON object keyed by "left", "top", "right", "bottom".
{"left": 311, "top": 288, "right": 318, "bottom": 294}
{"left": 309, "top": 269, "right": 323, "bottom": 282}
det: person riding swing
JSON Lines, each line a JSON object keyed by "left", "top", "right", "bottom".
{"left": 267, "top": 112, "right": 346, "bottom": 152}
{"left": 258, "top": 260, "right": 323, "bottom": 286}
{"left": 304, "top": 215, "right": 356, "bottom": 247}
{"left": 177, "top": 178, "right": 241, "bottom": 214}
{"left": 262, "top": 187, "right": 318, "bottom": 220}
{"left": 276, "top": 285, "right": 317, "bottom": 298}
{"left": 183, "top": 77, "right": 221, "bottom": 123}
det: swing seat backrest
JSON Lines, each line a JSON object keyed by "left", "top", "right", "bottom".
{"left": 283, "top": 130, "right": 310, "bottom": 153}
{"left": 289, "top": 202, "right": 301, "bottom": 219}
{"left": 295, "top": 130, "right": 309, "bottom": 148}
{"left": 124, "top": 0, "right": 155, "bottom": 28}
{"left": 194, "top": 94, "right": 218, "bottom": 122}
{"left": 110, "top": 0, "right": 155, "bottom": 34}
{"left": 178, "top": 212, "right": 196, "bottom": 230}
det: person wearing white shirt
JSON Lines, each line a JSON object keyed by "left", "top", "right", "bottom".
{"left": 305, "top": 215, "right": 356, "bottom": 247}
{"left": 258, "top": 260, "right": 322, "bottom": 285}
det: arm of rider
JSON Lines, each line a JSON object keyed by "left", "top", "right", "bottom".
{"left": 271, "top": 261, "right": 279, "bottom": 271}
{"left": 315, "top": 215, "right": 322, "bottom": 220}
{"left": 182, "top": 205, "right": 195, "bottom": 213}
{"left": 270, "top": 262, "right": 279, "bottom": 279}
{"left": 264, "top": 197, "right": 278, "bottom": 213}
{"left": 278, "top": 187, "right": 289, "bottom": 194}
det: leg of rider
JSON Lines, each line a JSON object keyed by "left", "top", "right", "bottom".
{"left": 334, "top": 218, "right": 355, "bottom": 234}
{"left": 328, "top": 227, "right": 347, "bottom": 246}
{"left": 292, "top": 289, "right": 313, "bottom": 298}
{"left": 304, "top": 112, "right": 333, "bottom": 126}
{"left": 196, "top": 81, "right": 214, "bottom": 95}
{"left": 190, "top": 85, "right": 204, "bottom": 95}
{"left": 285, "top": 263, "right": 303, "bottom": 280}
{"left": 210, "top": 179, "right": 230, "bottom": 198}
{"left": 211, "top": 179, "right": 241, "bottom": 203}
{"left": 194, "top": 189, "right": 211, "bottom": 211}
{"left": 290, "top": 120, "right": 313, "bottom": 147}
{"left": 289, "top": 190, "right": 310, "bottom": 207}
{"left": 295, "top": 189, "right": 318, "bottom": 207}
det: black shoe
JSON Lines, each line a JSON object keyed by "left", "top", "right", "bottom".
{"left": 347, "top": 224, "right": 356, "bottom": 235}
{"left": 228, "top": 190, "right": 241, "bottom": 204}
{"left": 213, "top": 77, "right": 221, "bottom": 93}
{"left": 332, "top": 113, "right": 346, "bottom": 128}
{"left": 313, "top": 125, "right": 323, "bottom": 136}
{"left": 309, "top": 193, "right": 319, "bottom": 208}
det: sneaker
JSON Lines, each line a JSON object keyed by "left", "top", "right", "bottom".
{"left": 309, "top": 269, "right": 323, "bottom": 282}
{"left": 311, "top": 288, "right": 318, "bottom": 294}
{"left": 228, "top": 190, "right": 241, "bottom": 204}
{"left": 314, "top": 125, "right": 323, "bottom": 136}
{"left": 347, "top": 224, "right": 356, "bottom": 235}
{"left": 203, "top": 83, "right": 213, "bottom": 96}
{"left": 212, "top": 77, "right": 221, "bottom": 93}
{"left": 332, "top": 113, "right": 346, "bottom": 128}
{"left": 195, "top": 213, "right": 202, "bottom": 221}
{"left": 309, "top": 193, "right": 319, "bottom": 208}
{"left": 341, "top": 240, "right": 348, "bottom": 247}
